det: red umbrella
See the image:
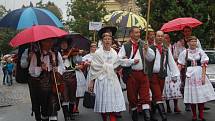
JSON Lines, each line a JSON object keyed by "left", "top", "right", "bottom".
{"left": 160, "top": 17, "right": 203, "bottom": 32}
{"left": 10, "top": 25, "right": 68, "bottom": 47}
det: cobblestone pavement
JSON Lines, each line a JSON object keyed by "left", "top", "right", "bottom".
{"left": 0, "top": 66, "right": 30, "bottom": 107}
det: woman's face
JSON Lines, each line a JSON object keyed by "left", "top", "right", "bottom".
{"left": 189, "top": 39, "right": 197, "bottom": 49}
{"left": 102, "top": 35, "right": 112, "bottom": 50}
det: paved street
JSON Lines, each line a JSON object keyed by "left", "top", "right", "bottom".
{"left": 0, "top": 68, "right": 215, "bottom": 121}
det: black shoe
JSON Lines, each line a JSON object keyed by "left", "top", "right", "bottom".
{"left": 204, "top": 106, "right": 210, "bottom": 110}
{"left": 115, "top": 112, "right": 122, "bottom": 118}
{"left": 62, "top": 105, "right": 74, "bottom": 121}
{"left": 192, "top": 119, "right": 197, "bottom": 121}
{"left": 131, "top": 109, "right": 138, "bottom": 121}
{"left": 150, "top": 111, "right": 158, "bottom": 121}
{"left": 200, "top": 119, "right": 206, "bottom": 121}
{"left": 167, "top": 107, "right": 172, "bottom": 113}
{"left": 142, "top": 109, "right": 151, "bottom": 121}
{"left": 41, "top": 119, "right": 49, "bottom": 121}
{"left": 157, "top": 103, "right": 167, "bottom": 121}
{"left": 185, "top": 106, "right": 191, "bottom": 112}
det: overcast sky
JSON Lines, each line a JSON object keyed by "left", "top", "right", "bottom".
{"left": 0, "top": 0, "right": 70, "bottom": 19}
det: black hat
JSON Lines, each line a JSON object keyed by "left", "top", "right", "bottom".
{"left": 98, "top": 26, "right": 117, "bottom": 39}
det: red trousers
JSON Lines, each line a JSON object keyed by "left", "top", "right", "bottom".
{"left": 127, "top": 71, "right": 150, "bottom": 109}
{"left": 150, "top": 74, "right": 165, "bottom": 102}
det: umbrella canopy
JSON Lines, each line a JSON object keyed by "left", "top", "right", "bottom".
{"left": 0, "top": 7, "right": 63, "bottom": 30}
{"left": 160, "top": 17, "right": 203, "bottom": 32}
{"left": 65, "top": 33, "right": 91, "bottom": 51}
{"left": 104, "top": 11, "right": 148, "bottom": 29}
{"left": 10, "top": 25, "right": 68, "bottom": 47}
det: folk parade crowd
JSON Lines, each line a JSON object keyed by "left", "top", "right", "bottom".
{"left": 9, "top": 25, "right": 215, "bottom": 121}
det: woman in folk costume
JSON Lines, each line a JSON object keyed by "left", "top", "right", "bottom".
{"left": 28, "top": 39, "right": 65, "bottom": 121}
{"left": 88, "top": 26, "right": 132, "bottom": 121}
{"left": 178, "top": 36, "right": 215, "bottom": 121}
{"left": 163, "top": 34, "right": 182, "bottom": 113}
{"left": 82, "top": 42, "right": 97, "bottom": 86}
{"left": 73, "top": 51, "right": 87, "bottom": 113}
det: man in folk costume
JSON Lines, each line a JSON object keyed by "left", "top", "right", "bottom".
{"left": 118, "top": 26, "right": 155, "bottom": 121}
{"left": 148, "top": 31, "right": 180, "bottom": 121}
{"left": 59, "top": 40, "right": 84, "bottom": 120}
{"left": 28, "top": 39, "right": 65, "bottom": 121}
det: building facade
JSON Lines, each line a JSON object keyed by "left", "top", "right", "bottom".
{"left": 104, "top": 0, "right": 140, "bottom": 14}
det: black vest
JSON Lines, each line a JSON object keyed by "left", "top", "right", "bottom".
{"left": 148, "top": 45, "right": 169, "bottom": 79}
{"left": 123, "top": 40, "right": 149, "bottom": 74}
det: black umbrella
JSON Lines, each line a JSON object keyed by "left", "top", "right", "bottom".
{"left": 65, "top": 33, "right": 91, "bottom": 52}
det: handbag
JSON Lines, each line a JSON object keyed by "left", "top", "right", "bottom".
{"left": 83, "top": 91, "right": 95, "bottom": 109}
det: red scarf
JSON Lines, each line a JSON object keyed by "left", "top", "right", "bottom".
{"left": 131, "top": 39, "right": 138, "bottom": 55}
{"left": 156, "top": 44, "right": 163, "bottom": 54}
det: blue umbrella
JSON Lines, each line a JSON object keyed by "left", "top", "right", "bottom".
{"left": 0, "top": 7, "right": 63, "bottom": 30}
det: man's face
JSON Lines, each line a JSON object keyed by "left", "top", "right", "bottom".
{"left": 130, "top": 28, "right": 141, "bottom": 41}
{"left": 102, "top": 35, "right": 112, "bottom": 49}
{"left": 60, "top": 41, "right": 68, "bottom": 50}
{"left": 41, "top": 39, "right": 53, "bottom": 50}
{"left": 183, "top": 28, "right": 192, "bottom": 38}
{"left": 148, "top": 31, "right": 155, "bottom": 40}
{"left": 155, "top": 31, "right": 164, "bottom": 45}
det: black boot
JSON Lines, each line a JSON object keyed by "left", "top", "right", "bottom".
{"left": 131, "top": 109, "right": 138, "bottom": 121}
{"left": 143, "top": 109, "right": 151, "bottom": 121}
{"left": 62, "top": 105, "right": 73, "bottom": 121}
{"left": 157, "top": 103, "right": 167, "bottom": 121}
{"left": 34, "top": 112, "right": 42, "bottom": 121}
{"left": 69, "top": 103, "right": 75, "bottom": 120}
{"left": 185, "top": 103, "right": 191, "bottom": 112}
{"left": 150, "top": 110, "right": 158, "bottom": 121}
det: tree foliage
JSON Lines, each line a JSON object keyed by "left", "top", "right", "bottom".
{"left": 66, "top": 0, "right": 107, "bottom": 38}
{"left": 21, "top": 1, "right": 63, "bottom": 21}
{"left": 0, "top": 29, "right": 18, "bottom": 54}
{"left": 136, "top": 0, "right": 215, "bottom": 48}
{"left": 35, "top": 0, "right": 63, "bottom": 20}
{"left": 0, "top": 5, "right": 7, "bottom": 18}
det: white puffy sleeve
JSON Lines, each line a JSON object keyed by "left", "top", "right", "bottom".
{"left": 57, "top": 52, "right": 66, "bottom": 75}
{"left": 118, "top": 45, "right": 135, "bottom": 67}
{"left": 167, "top": 48, "right": 180, "bottom": 77}
{"left": 144, "top": 47, "right": 155, "bottom": 62}
{"left": 178, "top": 49, "right": 187, "bottom": 66}
{"left": 28, "top": 53, "right": 42, "bottom": 77}
{"left": 199, "top": 49, "right": 209, "bottom": 66}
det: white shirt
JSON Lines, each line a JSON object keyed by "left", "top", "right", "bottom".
{"left": 118, "top": 44, "right": 155, "bottom": 70}
{"left": 29, "top": 51, "right": 65, "bottom": 77}
{"left": 153, "top": 47, "right": 180, "bottom": 77}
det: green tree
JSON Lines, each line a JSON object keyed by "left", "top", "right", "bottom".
{"left": 36, "top": 0, "right": 63, "bottom": 20}
{"left": 136, "top": 0, "right": 214, "bottom": 48}
{"left": 66, "top": 0, "right": 107, "bottom": 38}
{"left": 0, "top": 5, "right": 7, "bottom": 17}
{"left": 0, "top": 29, "right": 18, "bottom": 54}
